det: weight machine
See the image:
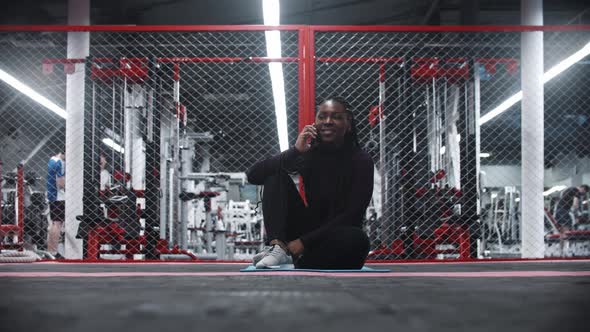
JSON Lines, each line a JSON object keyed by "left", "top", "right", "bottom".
{"left": 318, "top": 57, "right": 519, "bottom": 260}
{"left": 0, "top": 162, "right": 48, "bottom": 254}
{"left": 75, "top": 57, "right": 199, "bottom": 260}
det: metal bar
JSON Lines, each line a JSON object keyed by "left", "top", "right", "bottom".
{"left": 43, "top": 56, "right": 519, "bottom": 66}
{"left": 308, "top": 25, "right": 590, "bottom": 32}
{"left": 298, "top": 28, "right": 307, "bottom": 132}
{"left": 0, "top": 161, "right": 2, "bottom": 226}
{"left": 158, "top": 57, "right": 299, "bottom": 63}
{"left": 16, "top": 163, "right": 24, "bottom": 243}
{"left": 1, "top": 24, "right": 589, "bottom": 32}
{"left": 307, "top": 27, "right": 316, "bottom": 125}
{"left": 0, "top": 25, "right": 306, "bottom": 32}
{"left": 379, "top": 63, "right": 387, "bottom": 227}
{"left": 318, "top": 57, "right": 404, "bottom": 63}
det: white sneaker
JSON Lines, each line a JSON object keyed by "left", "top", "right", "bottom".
{"left": 255, "top": 245, "right": 292, "bottom": 268}
{"left": 252, "top": 245, "right": 273, "bottom": 266}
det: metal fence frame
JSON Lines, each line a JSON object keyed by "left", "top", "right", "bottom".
{"left": 1, "top": 24, "right": 590, "bottom": 261}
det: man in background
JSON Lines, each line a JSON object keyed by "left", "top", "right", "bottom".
{"left": 46, "top": 151, "right": 65, "bottom": 259}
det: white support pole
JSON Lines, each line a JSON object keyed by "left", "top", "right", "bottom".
{"left": 125, "top": 84, "right": 146, "bottom": 190}
{"left": 378, "top": 64, "right": 386, "bottom": 219}
{"left": 180, "top": 136, "right": 194, "bottom": 250}
{"left": 521, "top": 0, "right": 545, "bottom": 258}
{"left": 474, "top": 61, "right": 482, "bottom": 257}
{"left": 64, "top": 0, "right": 89, "bottom": 259}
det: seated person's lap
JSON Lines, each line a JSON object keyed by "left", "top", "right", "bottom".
{"left": 295, "top": 226, "right": 369, "bottom": 269}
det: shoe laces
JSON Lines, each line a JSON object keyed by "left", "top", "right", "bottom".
{"left": 269, "top": 244, "right": 288, "bottom": 257}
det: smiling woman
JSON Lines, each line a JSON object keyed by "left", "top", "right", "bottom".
{"left": 246, "top": 96, "right": 374, "bottom": 269}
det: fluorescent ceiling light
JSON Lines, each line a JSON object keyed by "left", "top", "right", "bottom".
{"left": 102, "top": 138, "right": 125, "bottom": 154}
{"left": 480, "top": 41, "right": 590, "bottom": 125}
{"left": 0, "top": 68, "right": 66, "bottom": 119}
{"left": 263, "top": 0, "right": 280, "bottom": 26}
{"left": 543, "top": 42, "right": 590, "bottom": 83}
{"left": 263, "top": 0, "right": 289, "bottom": 152}
{"left": 480, "top": 92, "right": 522, "bottom": 124}
{"left": 543, "top": 185, "right": 567, "bottom": 196}
{"left": 1, "top": 68, "right": 125, "bottom": 156}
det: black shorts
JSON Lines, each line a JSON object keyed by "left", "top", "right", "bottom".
{"left": 50, "top": 201, "right": 65, "bottom": 222}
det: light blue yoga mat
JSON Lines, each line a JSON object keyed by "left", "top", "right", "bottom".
{"left": 240, "top": 264, "right": 390, "bottom": 273}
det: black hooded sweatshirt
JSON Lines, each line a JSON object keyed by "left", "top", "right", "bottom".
{"left": 246, "top": 143, "right": 374, "bottom": 247}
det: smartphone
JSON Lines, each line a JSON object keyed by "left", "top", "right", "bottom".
{"left": 309, "top": 124, "right": 321, "bottom": 148}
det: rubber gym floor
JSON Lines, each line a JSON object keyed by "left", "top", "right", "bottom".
{"left": 1, "top": 260, "right": 589, "bottom": 332}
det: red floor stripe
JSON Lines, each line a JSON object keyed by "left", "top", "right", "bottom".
{"left": 0, "top": 271, "right": 589, "bottom": 278}
{"left": 2, "top": 258, "right": 589, "bottom": 267}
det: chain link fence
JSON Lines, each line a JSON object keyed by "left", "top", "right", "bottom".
{"left": 1, "top": 26, "right": 589, "bottom": 261}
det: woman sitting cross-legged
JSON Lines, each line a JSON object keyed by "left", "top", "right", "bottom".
{"left": 246, "top": 96, "right": 374, "bottom": 269}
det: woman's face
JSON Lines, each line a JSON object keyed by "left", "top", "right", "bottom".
{"left": 315, "top": 101, "right": 351, "bottom": 145}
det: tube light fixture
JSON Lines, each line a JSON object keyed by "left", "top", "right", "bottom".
{"left": 480, "top": 41, "right": 590, "bottom": 125}
{"left": 263, "top": 0, "right": 289, "bottom": 152}
{"left": 0, "top": 68, "right": 67, "bottom": 119}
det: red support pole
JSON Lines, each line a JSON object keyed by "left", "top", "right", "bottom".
{"left": 306, "top": 27, "right": 316, "bottom": 125}
{"left": 297, "top": 28, "right": 309, "bottom": 203}
{"left": 298, "top": 28, "right": 307, "bottom": 132}
{"left": 0, "top": 161, "right": 2, "bottom": 226}
{"left": 173, "top": 63, "right": 180, "bottom": 81}
{"left": 17, "top": 163, "right": 24, "bottom": 244}
{"left": 460, "top": 229, "right": 471, "bottom": 259}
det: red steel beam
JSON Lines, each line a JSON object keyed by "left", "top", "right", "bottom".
{"left": 158, "top": 57, "right": 298, "bottom": 63}
{"left": 306, "top": 27, "right": 316, "bottom": 125}
{"left": 310, "top": 25, "right": 590, "bottom": 32}
{"left": 1, "top": 25, "right": 589, "bottom": 32}
{"left": 318, "top": 57, "right": 404, "bottom": 63}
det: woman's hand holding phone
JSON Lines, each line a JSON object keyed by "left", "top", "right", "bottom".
{"left": 295, "top": 124, "right": 318, "bottom": 153}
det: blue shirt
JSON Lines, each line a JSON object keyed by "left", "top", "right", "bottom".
{"left": 47, "top": 156, "right": 64, "bottom": 202}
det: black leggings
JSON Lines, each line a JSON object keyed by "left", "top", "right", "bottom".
{"left": 262, "top": 172, "right": 370, "bottom": 269}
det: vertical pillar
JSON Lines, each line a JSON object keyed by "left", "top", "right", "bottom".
{"left": 378, "top": 64, "right": 387, "bottom": 225}
{"left": 17, "top": 163, "right": 24, "bottom": 243}
{"left": 64, "top": 0, "right": 89, "bottom": 259}
{"left": 180, "top": 137, "right": 194, "bottom": 250}
{"left": 144, "top": 60, "right": 162, "bottom": 260}
{"left": 474, "top": 61, "right": 482, "bottom": 257}
{"left": 459, "top": 61, "right": 479, "bottom": 259}
{"left": 521, "top": 0, "right": 544, "bottom": 258}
